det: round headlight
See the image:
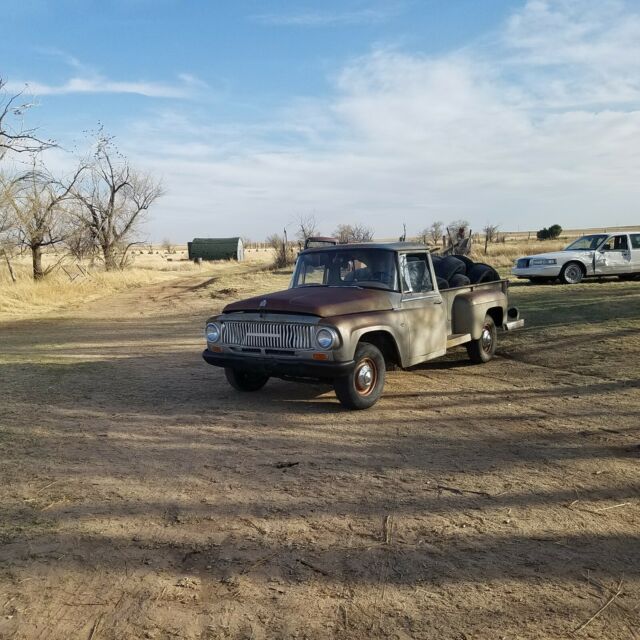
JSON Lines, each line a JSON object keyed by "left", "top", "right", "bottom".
{"left": 206, "top": 322, "right": 221, "bottom": 343}
{"left": 316, "top": 327, "right": 338, "bottom": 350}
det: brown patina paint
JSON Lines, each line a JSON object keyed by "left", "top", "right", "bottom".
{"left": 224, "top": 287, "right": 395, "bottom": 317}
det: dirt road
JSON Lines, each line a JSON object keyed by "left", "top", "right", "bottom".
{"left": 1, "top": 272, "right": 638, "bottom": 639}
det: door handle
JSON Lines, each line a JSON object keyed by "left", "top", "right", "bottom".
{"left": 434, "top": 299, "right": 443, "bottom": 305}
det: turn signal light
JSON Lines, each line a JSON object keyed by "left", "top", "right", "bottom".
{"left": 312, "top": 352, "right": 329, "bottom": 361}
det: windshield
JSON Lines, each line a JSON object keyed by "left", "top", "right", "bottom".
{"left": 291, "top": 248, "right": 399, "bottom": 291}
{"left": 564, "top": 234, "right": 607, "bottom": 251}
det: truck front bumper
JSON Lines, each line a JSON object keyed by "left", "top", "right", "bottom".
{"left": 202, "top": 349, "right": 355, "bottom": 380}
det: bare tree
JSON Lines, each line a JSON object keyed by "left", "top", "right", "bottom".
{"left": 0, "top": 175, "right": 17, "bottom": 281}
{"left": 0, "top": 78, "right": 55, "bottom": 161}
{"left": 483, "top": 223, "right": 500, "bottom": 255}
{"left": 483, "top": 223, "right": 500, "bottom": 244}
{"left": 161, "top": 238, "right": 174, "bottom": 254}
{"left": 267, "top": 231, "right": 295, "bottom": 269}
{"left": 64, "top": 210, "right": 96, "bottom": 262}
{"left": 296, "top": 213, "right": 319, "bottom": 244}
{"left": 0, "top": 177, "right": 13, "bottom": 237}
{"left": 333, "top": 224, "right": 352, "bottom": 244}
{"left": 74, "top": 133, "right": 164, "bottom": 270}
{"left": 448, "top": 219, "right": 470, "bottom": 236}
{"left": 417, "top": 221, "right": 444, "bottom": 246}
{"left": 65, "top": 227, "right": 94, "bottom": 262}
{"left": 3, "top": 161, "right": 84, "bottom": 279}
{"left": 333, "top": 223, "right": 374, "bottom": 244}
{"left": 429, "top": 221, "right": 444, "bottom": 244}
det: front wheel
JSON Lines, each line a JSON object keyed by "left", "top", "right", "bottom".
{"left": 559, "top": 262, "right": 584, "bottom": 285}
{"left": 224, "top": 368, "right": 269, "bottom": 392}
{"left": 334, "top": 343, "right": 386, "bottom": 410}
{"left": 467, "top": 315, "right": 497, "bottom": 364}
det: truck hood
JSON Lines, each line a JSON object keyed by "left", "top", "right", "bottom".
{"left": 223, "top": 286, "right": 395, "bottom": 317}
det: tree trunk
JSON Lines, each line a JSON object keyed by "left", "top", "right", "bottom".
{"left": 32, "top": 245, "right": 44, "bottom": 280}
{"left": 102, "top": 243, "right": 118, "bottom": 271}
{"left": 2, "top": 251, "right": 17, "bottom": 283}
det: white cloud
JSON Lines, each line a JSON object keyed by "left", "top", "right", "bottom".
{"left": 47, "top": 1, "right": 640, "bottom": 241}
{"left": 503, "top": 0, "right": 640, "bottom": 107}
{"left": 6, "top": 73, "right": 205, "bottom": 99}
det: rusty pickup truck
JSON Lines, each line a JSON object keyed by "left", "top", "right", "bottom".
{"left": 203, "top": 242, "right": 524, "bottom": 409}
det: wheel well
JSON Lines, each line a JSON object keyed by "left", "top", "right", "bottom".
{"left": 359, "top": 331, "right": 401, "bottom": 367}
{"left": 487, "top": 307, "right": 504, "bottom": 327}
{"left": 563, "top": 260, "right": 586, "bottom": 274}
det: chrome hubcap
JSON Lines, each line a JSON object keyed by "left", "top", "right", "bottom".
{"left": 355, "top": 358, "right": 377, "bottom": 395}
{"left": 566, "top": 265, "right": 581, "bottom": 283}
{"left": 481, "top": 327, "right": 493, "bottom": 352}
{"left": 358, "top": 365, "right": 373, "bottom": 387}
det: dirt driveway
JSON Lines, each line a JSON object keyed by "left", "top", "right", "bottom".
{"left": 0, "top": 271, "right": 638, "bottom": 639}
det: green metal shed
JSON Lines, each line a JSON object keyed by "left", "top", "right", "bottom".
{"left": 187, "top": 237, "right": 244, "bottom": 262}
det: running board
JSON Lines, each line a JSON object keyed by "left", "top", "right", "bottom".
{"left": 446, "top": 333, "right": 472, "bottom": 348}
{"left": 504, "top": 319, "right": 525, "bottom": 331}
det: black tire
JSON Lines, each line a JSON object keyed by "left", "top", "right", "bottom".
{"left": 466, "top": 315, "right": 497, "bottom": 364}
{"left": 224, "top": 367, "right": 269, "bottom": 392}
{"left": 334, "top": 343, "right": 385, "bottom": 410}
{"left": 559, "top": 261, "right": 585, "bottom": 285}
{"left": 449, "top": 273, "right": 471, "bottom": 288}
{"left": 436, "top": 276, "right": 450, "bottom": 290}
{"left": 468, "top": 262, "right": 500, "bottom": 284}
{"left": 455, "top": 254, "right": 475, "bottom": 273}
{"left": 434, "top": 256, "right": 466, "bottom": 281}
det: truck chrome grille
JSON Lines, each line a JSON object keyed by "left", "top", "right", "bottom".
{"left": 221, "top": 321, "right": 314, "bottom": 350}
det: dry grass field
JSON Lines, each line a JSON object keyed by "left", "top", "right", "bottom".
{"left": 0, "top": 248, "right": 273, "bottom": 319}
{"left": 0, "top": 236, "right": 638, "bottom": 639}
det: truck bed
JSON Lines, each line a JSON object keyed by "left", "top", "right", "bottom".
{"left": 440, "top": 279, "right": 511, "bottom": 337}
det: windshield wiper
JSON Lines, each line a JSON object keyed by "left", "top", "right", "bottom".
{"left": 354, "top": 284, "right": 391, "bottom": 291}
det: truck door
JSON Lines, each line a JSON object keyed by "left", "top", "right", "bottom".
{"left": 595, "top": 234, "right": 632, "bottom": 275}
{"left": 398, "top": 252, "right": 447, "bottom": 364}
{"left": 630, "top": 233, "right": 640, "bottom": 273}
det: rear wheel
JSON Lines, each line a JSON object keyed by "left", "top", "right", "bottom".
{"left": 559, "top": 261, "right": 584, "bottom": 284}
{"left": 224, "top": 368, "right": 269, "bottom": 391}
{"left": 466, "top": 315, "right": 497, "bottom": 364}
{"left": 334, "top": 343, "right": 386, "bottom": 410}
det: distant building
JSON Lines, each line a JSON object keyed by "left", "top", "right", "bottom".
{"left": 187, "top": 237, "right": 244, "bottom": 262}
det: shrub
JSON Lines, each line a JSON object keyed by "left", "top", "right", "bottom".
{"left": 537, "top": 224, "right": 563, "bottom": 240}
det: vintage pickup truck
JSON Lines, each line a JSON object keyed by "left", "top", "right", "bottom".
{"left": 203, "top": 243, "right": 524, "bottom": 409}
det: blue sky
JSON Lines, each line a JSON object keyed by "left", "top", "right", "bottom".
{"left": 3, "top": 0, "right": 640, "bottom": 241}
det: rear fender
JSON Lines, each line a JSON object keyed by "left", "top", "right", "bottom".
{"left": 452, "top": 290, "right": 507, "bottom": 339}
